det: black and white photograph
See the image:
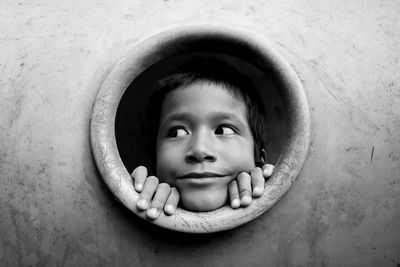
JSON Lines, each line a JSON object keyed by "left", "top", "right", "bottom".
{"left": 1, "top": 1, "right": 399, "bottom": 266}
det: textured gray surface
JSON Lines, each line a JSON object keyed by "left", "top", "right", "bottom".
{"left": 1, "top": 0, "right": 399, "bottom": 266}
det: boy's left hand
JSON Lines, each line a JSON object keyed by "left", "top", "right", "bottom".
{"left": 228, "top": 164, "right": 274, "bottom": 209}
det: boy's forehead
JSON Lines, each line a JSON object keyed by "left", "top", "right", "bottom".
{"left": 172, "top": 80, "right": 245, "bottom": 104}
{"left": 159, "top": 81, "right": 249, "bottom": 125}
{"left": 163, "top": 81, "right": 245, "bottom": 110}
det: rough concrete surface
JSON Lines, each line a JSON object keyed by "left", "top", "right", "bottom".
{"left": 0, "top": 0, "right": 399, "bottom": 266}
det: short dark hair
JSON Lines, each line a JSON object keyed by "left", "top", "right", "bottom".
{"left": 147, "top": 58, "right": 266, "bottom": 170}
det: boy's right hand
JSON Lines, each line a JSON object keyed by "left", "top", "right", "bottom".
{"left": 131, "top": 166, "right": 180, "bottom": 220}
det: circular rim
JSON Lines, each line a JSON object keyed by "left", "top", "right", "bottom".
{"left": 90, "top": 24, "right": 310, "bottom": 233}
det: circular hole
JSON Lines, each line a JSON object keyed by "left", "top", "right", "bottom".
{"left": 90, "top": 25, "right": 310, "bottom": 233}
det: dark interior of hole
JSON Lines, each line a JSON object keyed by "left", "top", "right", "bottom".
{"left": 115, "top": 53, "right": 289, "bottom": 174}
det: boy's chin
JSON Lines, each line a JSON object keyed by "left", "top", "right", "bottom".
{"left": 179, "top": 188, "right": 228, "bottom": 212}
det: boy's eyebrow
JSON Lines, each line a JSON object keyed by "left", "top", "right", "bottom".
{"left": 159, "top": 113, "right": 193, "bottom": 129}
{"left": 160, "top": 111, "right": 247, "bottom": 129}
{"left": 211, "top": 112, "right": 247, "bottom": 127}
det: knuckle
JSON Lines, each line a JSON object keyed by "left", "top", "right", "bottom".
{"left": 146, "top": 176, "right": 159, "bottom": 186}
{"left": 238, "top": 172, "right": 250, "bottom": 181}
{"left": 137, "top": 165, "right": 146, "bottom": 171}
{"left": 228, "top": 180, "right": 237, "bottom": 188}
{"left": 140, "top": 191, "right": 152, "bottom": 200}
{"left": 151, "top": 200, "right": 164, "bottom": 209}
{"left": 133, "top": 166, "right": 146, "bottom": 177}
{"left": 251, "top": 167, "right": 262, "bottom": 176}
{"left": 158, "top": 183, "right": 171, "bottom": 192}
{"left": 231, "top": 193, "right": 239, "bottom": 199}
{"left": 252, "top": 176, "right": 263, "bottom": 186}
{"left": 240, "top": 188, "right": 251, "bottom": 195}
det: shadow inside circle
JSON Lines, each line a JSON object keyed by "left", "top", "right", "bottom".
{"left": 115, "top": 53, "right": 288, "bottom": 176}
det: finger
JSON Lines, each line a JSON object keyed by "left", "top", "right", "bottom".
{"left": 147, "top": 183, "right": 171, "bottom": 219}
{"left": 131, "top": 166, "right": 148, "bottom": 192}
{"left": 136, "top": 176, "right": 159, "bottom": 211}
{"left": 228, "top": 180, "right": 240, "bottom": 208}
{"left": 251, "top": 167, "right": 265, "bottom": 197}
{"left": 262, "top": 164, "right": 275, "bottom": 178}
{"left": 237, "top": 172, "right": 252, "bottom": 206}
{"left": 164, "top": 187, "right": 180, "bottom": 215}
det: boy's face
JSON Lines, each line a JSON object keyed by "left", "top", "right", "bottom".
{"left": 156, "top": 81, "right": 256, "bottom": 211}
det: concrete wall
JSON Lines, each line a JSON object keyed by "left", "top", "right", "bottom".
{"left": 1, "top": 0, "right": 399, "bottom": 266}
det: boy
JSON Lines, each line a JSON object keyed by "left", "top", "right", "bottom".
{"left": 131, "top": 58, "right": 274, "bottom": 219}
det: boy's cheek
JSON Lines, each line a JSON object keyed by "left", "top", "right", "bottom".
{"left": 224, "top": 147, "right": 256, "bottom": 174}
{"left": 156, "top": 147, "right": 182, "bottom": 184}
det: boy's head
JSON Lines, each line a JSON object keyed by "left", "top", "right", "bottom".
{"left": 147, "top": 58, "right": 266, "bottom": 211}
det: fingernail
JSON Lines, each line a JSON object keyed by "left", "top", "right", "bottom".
{"left": 136, "top": 183, "right": 143, "bottom": 191}
{"left": 137, "top": 198, "right": 147, "bottom": 210}
{"left": 253, "top": 187, "right": 263, "bottom": 196}
{"left": 241, "top": 195, "right": 252, "bottom": 205}
{"left": 231, "top": 199, "right": 240, "bottom": 208}
{"left": 147, "top": 208, "right": 158, "bottom": 218}
{"left": 165, "top": 205, "right": 175, "bottom": 215}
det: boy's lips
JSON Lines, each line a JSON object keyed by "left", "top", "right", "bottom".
{"left": 178, "top": 172, "right": 225, "bottom": 179}
{"left": 177, "top": 172, "right": 229, "bottom": 185}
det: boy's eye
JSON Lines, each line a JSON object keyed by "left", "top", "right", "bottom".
{"left": 215, "top": 126, "right": 236, "bottom": 135}
{"left": 167, "top": 127, "right": 189, "bottom": 138}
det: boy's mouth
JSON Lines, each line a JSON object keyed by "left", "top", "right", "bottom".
{"left": 178, "top": 172, "right": 225, "bottom": 179}
{"left": 177, "top": 172, "right": 230, "bottom": 186}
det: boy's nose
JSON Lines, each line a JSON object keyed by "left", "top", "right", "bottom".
{"left": 185, "top": 131, "right": 217, "bottom": 163}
